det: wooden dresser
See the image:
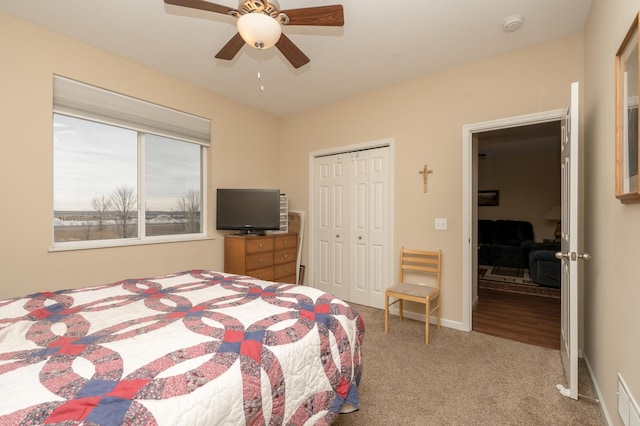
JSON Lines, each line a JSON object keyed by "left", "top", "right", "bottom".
{"left": 224, "top": 233, "right": 298, "bottom": 284}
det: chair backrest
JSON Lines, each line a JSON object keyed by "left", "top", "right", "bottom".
{"left": 399, "top": 247, "right": 442, "bottom": 289}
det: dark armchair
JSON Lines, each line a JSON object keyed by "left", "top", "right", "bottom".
{"left": 528, "top": 241, "right": 561, "bottom": 288}
{"left": 478, "top": 220, "right": 535, "bottom": 268}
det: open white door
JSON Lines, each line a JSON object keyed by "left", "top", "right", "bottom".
{"left": 556, "top": 81, "right": 587, "bottom": 400}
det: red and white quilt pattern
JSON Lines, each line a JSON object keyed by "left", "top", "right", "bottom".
{"left": 0, "top": 270, "right": 364, "bottom": 425}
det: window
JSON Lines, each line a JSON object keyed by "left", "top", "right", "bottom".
{"left": 52, "top": 76, "right": 210, "bottom": 249}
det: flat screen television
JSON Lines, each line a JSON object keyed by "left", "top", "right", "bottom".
{"left": 216, "top": 188, "right": 281, "bottom": 235}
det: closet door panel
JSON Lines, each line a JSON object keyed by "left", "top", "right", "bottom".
{"left": 314, "top": 155, "right": 348, "bottom": 300}
{"left": 365, "top": 147, "right": 390, "bottom": 308}
{"left": 349, "top": 153, "right": 370, "bottom": 305}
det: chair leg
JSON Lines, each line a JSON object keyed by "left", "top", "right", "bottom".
{"left": 425, "top": 297, "right": 430, "bottom": 345}
{"left": 384, "top": 293, "right": 389, "bottom": 334}
{"left": 436, "top": 296, "right": 441, "bottom": 330}
{"left": 399, "top": 299, "right": 403, "bottom": 321}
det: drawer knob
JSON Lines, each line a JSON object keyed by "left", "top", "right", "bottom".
{"left": 284, "top": 254, "right": 288, "bottom": 259}
{"left": 284, "top": 241, "right": 288, "bottom": 245}
{"left": 258, "top": 259, "right": 264, "bottom": 264}
{"left": 259, "top": 243, "right": 264, "bottom": 248}
{"left": 284, "top": 268, "right": 288, "bottom": 272}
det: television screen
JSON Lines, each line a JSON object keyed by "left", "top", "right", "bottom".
{"left": 216, "top": 188, "right": 280, "bottom": 234}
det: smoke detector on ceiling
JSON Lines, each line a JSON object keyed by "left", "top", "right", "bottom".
{"left": 503, "top": 15, "right": 524, "bottom": 33}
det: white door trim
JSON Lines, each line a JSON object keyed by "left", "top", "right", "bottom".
{"left": 308, "top": 138, "right": 395, "bottom": 306}
{"left": 461, "top": 110, "right": 565, "bottom": 331}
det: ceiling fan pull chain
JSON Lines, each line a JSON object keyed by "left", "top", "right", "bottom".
{"left": 258, "top": 49, "right": 265, "bottom": 92}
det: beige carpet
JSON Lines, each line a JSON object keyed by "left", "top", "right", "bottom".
{"left": 333, "top": 304, "right": 603, "bottom": 425}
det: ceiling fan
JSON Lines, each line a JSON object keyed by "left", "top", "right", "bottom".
{"left": 164, "top": 0, "right": 344, "bottom": 69}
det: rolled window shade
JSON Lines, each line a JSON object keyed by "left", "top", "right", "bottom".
{"left": 53, "top": 75, "right": 210, "bottom": 146}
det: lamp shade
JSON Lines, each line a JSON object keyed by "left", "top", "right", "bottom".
{"left": 545, "top": 205, "right": 561, "bottom": 221}
{"left": 237, "top": 13, "right": 282, "bottom": 50}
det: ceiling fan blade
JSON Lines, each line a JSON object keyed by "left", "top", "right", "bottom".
{"left": 280, "top": 5, "right": 344, "bottom": 26}
{"left": 215, "top": 33, "right": 245, "bottom": 60}
{"left": 276, "top": 34, "right": 310, "bottom": 69}
{"left": 164, "top": 0, "right": 236, "bottom": 15}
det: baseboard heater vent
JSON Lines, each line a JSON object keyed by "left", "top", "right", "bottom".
{"left": 618, "top": 373, "right": 640, "bottom": 426}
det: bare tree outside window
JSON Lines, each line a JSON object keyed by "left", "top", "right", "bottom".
{"left": 111, "top": 186, "right": 137, "bottom": 238}
{"left": 91, "top": 195, "right": 112, "bottom": 231}
{"left": 180, "top": 189, "right": 200, "bottom": 234}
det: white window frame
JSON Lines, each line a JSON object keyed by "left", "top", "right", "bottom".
{"left": 51, "top": 76, "right": 212, "bottom": 251}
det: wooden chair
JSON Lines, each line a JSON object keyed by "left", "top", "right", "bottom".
{"left": 384, "top": 248, "right": 442, "bottom": 344}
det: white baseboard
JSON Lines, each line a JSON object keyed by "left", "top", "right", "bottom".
{"left": 387, "top": 307, "right": 466, "bottom": 332}
{"left": 583, "top": 353, "right": 613, "bottom": 425}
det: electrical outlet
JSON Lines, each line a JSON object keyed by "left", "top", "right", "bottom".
{"left": 435, "top": 218, "right": 447, "bottom": 230}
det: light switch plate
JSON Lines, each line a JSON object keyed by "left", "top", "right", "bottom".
{"left": 435, "top": 218, "right": 447, "bottom": 230}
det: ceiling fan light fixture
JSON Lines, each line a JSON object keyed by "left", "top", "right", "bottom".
{"left": 237, "top": 12, "right": 282, "bottom": 49}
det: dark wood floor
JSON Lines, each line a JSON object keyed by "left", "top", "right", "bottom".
{"left": 472, "top": 287, "right": 561, "bottom": 349}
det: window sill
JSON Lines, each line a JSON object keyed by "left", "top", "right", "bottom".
{"left": 49, "top": 234, "right": 216, "bottom": 252}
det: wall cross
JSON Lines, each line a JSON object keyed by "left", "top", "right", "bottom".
{"left": 418, "top": 164, "right": 433, "bottom": 193}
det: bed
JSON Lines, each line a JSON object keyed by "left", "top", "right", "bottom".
{"left": 0, "top": 270, "right": 364, "bottom": 425}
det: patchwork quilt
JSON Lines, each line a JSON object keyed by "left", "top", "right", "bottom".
{"left": 0, "top": 270, "right": 364, "bottom": 425}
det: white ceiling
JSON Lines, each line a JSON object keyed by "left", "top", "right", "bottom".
{"left": 0, "top": 0, "right": 592, "bottom": 117}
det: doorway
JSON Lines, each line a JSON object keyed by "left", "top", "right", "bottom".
{"left": 472, "top": 121, "right": 562, "bottom": 348}
{"left": 461, "top": 109, "right": 566, "bottom": 335}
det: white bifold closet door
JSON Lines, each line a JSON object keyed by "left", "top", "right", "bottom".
{"left": 313, "top": 146, "right": 390, "bottom": 309}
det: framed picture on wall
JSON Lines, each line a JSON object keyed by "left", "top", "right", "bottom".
{"left": 616, "top": 12, "right": 640, "bottom": 202}
{"left": 478, "top": 190, "right": 500, "bottom": 206}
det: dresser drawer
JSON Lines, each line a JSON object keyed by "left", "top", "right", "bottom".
{"left": 274, "top": 234, "right": 297, "bottom": 250}
{"left": 246, "top": 252, "right": 273, "bottom": 270}
{"left": 247, "top": 266, "right": 274, "bottom": 281}
{"left": 274, "top": 261, "right": 296, "bottom": 280}
{"left": 245, "top": 237, "right": 274, "bottom": 254}
{"left": 274, "top": 248, "right": 296, "bottom": 265}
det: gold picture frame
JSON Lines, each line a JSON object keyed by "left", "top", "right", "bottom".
{"left": 616, "top": 13, "right": 640, "bottom": 201}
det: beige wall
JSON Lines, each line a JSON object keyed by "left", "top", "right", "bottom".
{"left": 280, "top": 33, "right": 584, "bottom": 324}
{"left": 0, "top": 13, "right": 280, "bottom": 299}
{"left": 584, "top": 1, "right": 640, "bottom": 424}
{"left": 478, "top": 149, "right": 561, "bottom": 241}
